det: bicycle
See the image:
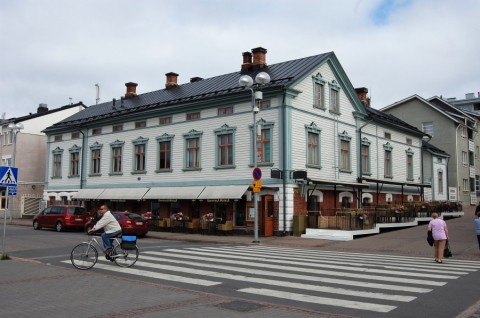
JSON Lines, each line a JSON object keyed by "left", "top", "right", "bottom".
{"left": 70, "top": 233, "right": 139, "bottom": 270}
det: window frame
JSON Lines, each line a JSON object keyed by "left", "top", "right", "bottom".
{"left": 312, "top": 73, "right": 326, "bottom": 110}
{"left": 214, "top": 124, "right": 236, "bottom": 169}
{"left": 183, "top": 129, "right": 203, "bottom": 171}
{"left": 250, "top": 120, "right": 274, "bottom": 166}
{"left": 52, "top": 147, "right": 64, "bottom": 179}
{"left": 384, "top": 142, "right": 393, "bottom": 178}
{"left": 132, "top": 137, "right": 148, "bottom": 174}
{"left": 68, "top": 145, "right": 81, "bottom": 178}
{"left": 329, "top": 80, "right": 341, "bottom": 114}
{"left": 361, "top": 137, "right": 371, "bottom": 175}
{"left": 338, "top": 131, "right": 351, "bottom": 173}
{"left": 406, "top": 148, "right": 414, "bottom": 181}
{"left": 89, "top": 142, "right": 103, "bottom": 176}
{"left": 305, "top": 123, "right": 321, "bottom": 168}
{"left": 156, "top": 133, "right": 174, "bottom": 172}
{"left": 110, "top": 140, "right": 124, "bottom": 175}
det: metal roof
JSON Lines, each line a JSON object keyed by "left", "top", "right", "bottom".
{"left": 44, "top": 52, "right": 332, "bottom": 132}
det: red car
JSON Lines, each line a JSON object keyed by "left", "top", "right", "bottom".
{"left": 85, "top": 211, "right": 149, "bottom": 237}
{"left": 33, "top": 205, "right": 89, "bottom": 232}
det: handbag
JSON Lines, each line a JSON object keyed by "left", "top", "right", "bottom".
{"left": 427, "top": 231, "right": 434, "bottom": 246}
{"left": 444, "top": 240, "right": 453, "bottom": 258}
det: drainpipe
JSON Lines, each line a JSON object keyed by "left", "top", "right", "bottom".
{"left": 357, "top": 118, "right": 373, "bottom": 207}
{"left": 79, "top": 128, "right": 86, "bottom": 189}
{"left": 281, "top": 87, "right": 287, "bottom": 236}
{"left": 420, "top": 135, "right": 431, "bottom": 201}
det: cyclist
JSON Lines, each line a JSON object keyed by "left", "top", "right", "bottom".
{"left": 88, "top": 204, "right": 122, "bottom": 259}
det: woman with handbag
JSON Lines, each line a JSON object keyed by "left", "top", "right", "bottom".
{"left": 428, "top": 212, "right": 448, "bottom": 263}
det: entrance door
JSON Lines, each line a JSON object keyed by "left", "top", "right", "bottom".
{"left": 263, "top": 195, "right": 274, "bottom": 237}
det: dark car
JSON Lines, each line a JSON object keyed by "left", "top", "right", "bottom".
{"left": 33, "top": 205, "right": 89, "bottom": 232}
{"left": 85, "top": 211, "right": 149, "bottom": 237}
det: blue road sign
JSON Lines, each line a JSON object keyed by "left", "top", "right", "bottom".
{"left": 0, "top": 166, "right": 18, "bottom": 187}
{"left": 8, "top": 186, "right": 17, "bottom": 196}
{"left": 252, "top": 167, "right": 262, "bottom": 181}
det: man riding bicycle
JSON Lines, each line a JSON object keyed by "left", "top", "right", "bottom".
{"left": 88, "top": 204, "right": 122, "bottom": 259}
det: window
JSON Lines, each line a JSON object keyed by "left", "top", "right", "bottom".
{"left": 257, "top": 126, "right": 271, "bottom": 164}
{"left": 71, "top": 132, "right": 80, "bottom": 139}
{"left": 52, "top": 147, "right": 63, "bottom": 178}
{"left": 329, "top": 80, "right": 341, "bottom": 114}
{"left": 92, "top": 128, "right": 102, "bottom": 136}
{"left": 305, "top": 123, "right": 321, "bottom": 168}
{"left": 183, "top": 130, "right": 202, "bottom": 170}
{"left": 259, "top": 100, "right": 270, "bottom": 110}
{"left": 112, "top": 125, "right": 123, "bottom": 132}
{"left": 312, "top": 73, "right": 326, "bottom": 109}
{"left": 157, "top": 133, "right": 174, "bottom": 171}
{"left": 384, "top": 143, "right": 393, "bottom": 178}
{"left": 476, "top": 146, "right": 480, "bottom": 160}
{"left": 437, "top": 170, "right": 444, "bottom": 194}
{"left": 462, "top": 151, "right": 468, "bottom": 166}
{"left": 132, "top": 137, "right": 148, "bottom": 173}
{"left": 339, "top": 131, "right": 351, "bottom": 172}
{"left": 69, "top": 145, "right": 81, "bottom": 177}
{"left": 89, "top": 142, "right": 102, "bottom": 176}
{"left": 54, "top": 135, "right": 63, "bottom": 142}
{"left": 159, "top": 116, "right": 172, "bottom": 125}
{"left": 135, "top": 121, "right": 146, "bottom": 129}
{"left": 218, "top": 106, "right": 233, "bottom": 116}
{"left": 463, "top": 179, "right": 469, "bottom": 193}
{"left": 461, "top": 126, "right": 467, "bottom": 138}
{"left": 406, "top": 148, "right": 414, "bottom": 181}
{"left": 186, "top": 112, "right": 200, "bottom": 121}
{"left": 422, "top": 122, "right": 433, "bottom": 136}
{"left": 110, "top": 140, "right": 124, "bottom": 175}
{"left": 384, "top": 132, "right": 391, "bottom": 140}
{"left": 215, "top": 124, "right": 236, "bottom": 168}
{"left": 3, "top": 131, "right": 12, "bottom": 145}
{"left": 361, "top": 138, "right": 371, "bottom": 175}
{"left": 406, "top": 138, "right": 412, "bottom": 145}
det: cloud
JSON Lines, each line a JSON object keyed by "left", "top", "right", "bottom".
{"left": 0, "top": 0, "right": 479, "bottom": 118}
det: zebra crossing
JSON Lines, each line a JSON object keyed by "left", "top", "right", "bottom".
{"left": 62, "top": 245, "right": 480, "bottom": 313}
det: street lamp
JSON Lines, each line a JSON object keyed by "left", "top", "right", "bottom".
{"left": 2, "top": 122, "right": 23, "bottom": 259}
{"left": 239, "top": 72, "right": 271, "bottom": 243}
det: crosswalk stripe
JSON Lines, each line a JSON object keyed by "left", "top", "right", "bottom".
{"left": 160, "top": 249, "right": 457, "bottom": 282}
{"left": 61, "top": 260, "right": 220, "bottom": 286}
{"left": 189, "top": 246, "right": 474, "bottom": 274}
{"left": 140, "top": 253, "right": 431, "bottom": 293}
{"left": 238, "top": 287, "right": 396, "bottom": 313}
{"left": 205, "top": 247, "right": 480, "bottom": 275}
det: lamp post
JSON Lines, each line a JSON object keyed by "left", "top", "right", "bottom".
{"left": 239, "top": 72, "right": 271, "bottom": 243}
{"left": 2, "top": 123, "right": 23, "bottom": 259}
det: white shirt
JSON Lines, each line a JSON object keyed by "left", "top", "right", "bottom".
{"left": 92, "top": 211, "right": 122, "bottom": 233}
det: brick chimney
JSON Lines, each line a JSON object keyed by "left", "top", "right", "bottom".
{"left": 165, "top": 72, "right": 179, "bottom": 89}
{"left": 37, "top": 103, "right": 48, "bottom": 113}
{"left": 252, "top": 47, "right": 267, "bottom": 66}
{"left": 355, "top": 87, "right": 370, "bottom": 107}
{"left": 125, "top": 82, "right": 138, "bottom": 97}
{"left": 241, "top": 51, "right": 253, "bottom": 73}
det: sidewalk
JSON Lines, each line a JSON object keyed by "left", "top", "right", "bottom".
{"left": 9, "top": 205, "right": 480, "bottom": 260}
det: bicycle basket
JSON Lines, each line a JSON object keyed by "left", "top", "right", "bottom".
{"left": 121, "top": 235, "right": 137, "bottom": 250}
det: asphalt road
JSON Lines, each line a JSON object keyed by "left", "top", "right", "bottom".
{"left": 2, "top": 225, "right": 480, "bottom": 318}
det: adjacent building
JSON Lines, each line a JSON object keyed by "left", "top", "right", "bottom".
{"left": 0, "top": 103, "right": 86, "bottom": 218}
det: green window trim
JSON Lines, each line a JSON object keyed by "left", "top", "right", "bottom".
{"left": 131, "top": 136, "right": 149, "bottom": 174}
{"left": 89, "top": 142, "right": 103, "bottom": 177}
{"left": 109, "top": 140, "right": 125, "bottom": 176}
{"left": 328, "top": 80, "right": 341, "bottom": 115}
{"left": 338, "top": 131, "right": 351, "bottom": 173}
{"left": 406, "top": 148, "right": 414, "bottom": 181}
{"left": 305, "top": 122, "right": 322, "bottom": 169}
{"left": 51, "top": 147, "right": 64, "bottom": 179}
{"left": 183, "top": 129, "right": 203, "bottom": 171}
{"left": 383, "top": 142, "right": 393, "bottom": 178}
{"left": 68, "top": 144, "right": 81, "bottom": 178}
{"left": 156, "top": 133, "right": 174, "bottom": 173}
{"left": 214, "top": 124, "right": 236, "bottom": 169}
{"left": 249, "top": 119, "right": 274, "bottom": 167}
{"left": 312, "top": 73, "right": 326, "bottom": 110}
{"left": 361, "top": 137, "right": 371, "bottom": 175}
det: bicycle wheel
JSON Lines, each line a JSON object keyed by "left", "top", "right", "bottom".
{"left": 71, "top": 243, "right": 98, "bottom": 270}
{"left": 113, "top": 244, "right": 139, "bottom": 268}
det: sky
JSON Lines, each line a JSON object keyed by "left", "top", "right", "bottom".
{"left": 1, "top": 0, "right": 479, "bottom": 119}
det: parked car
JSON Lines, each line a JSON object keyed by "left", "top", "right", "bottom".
{"left": 33, "top": 205, "right": 89, "bottom": 232}
{"left": 85, "top": 211, "right": 149, "bottom": 237}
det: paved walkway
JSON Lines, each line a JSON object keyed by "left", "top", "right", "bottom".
{"left": 3, "top": 205, "right": 480, "bottom": 317}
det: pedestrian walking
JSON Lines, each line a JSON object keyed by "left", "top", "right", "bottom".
{"left": 428, "top": 212, "right": 448, "bottom": 263}
{"left": 475, "top": 212, "right": 480, "bottom": 251}
{"left": 475, "top": 202, "right": 480, "bottom": 214}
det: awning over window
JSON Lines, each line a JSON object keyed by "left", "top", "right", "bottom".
{"left": 143, "top": 186, "right": 206, "bottom": 200}
{"left": 97, "top": 188, "right": 150, "bottom": 200}
{"left": 72, "top": 189, "right": 105, "bottom": 200}
{"left": 197, "top": 185, "right": 249, "bottom": 200}
{"left": 307, "top": 178, "right": 368, "bottom": 188}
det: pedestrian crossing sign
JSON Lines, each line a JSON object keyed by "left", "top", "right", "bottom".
{"left": 0, "top": 166, "right": 18, "bottom": 187}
